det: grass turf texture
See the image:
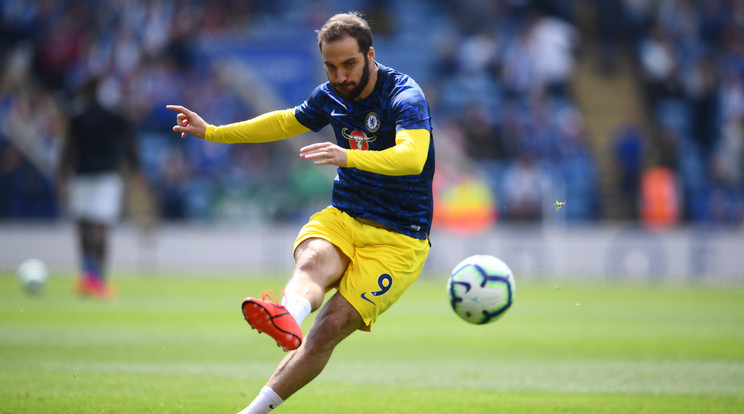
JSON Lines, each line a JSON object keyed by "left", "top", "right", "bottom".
{"left": 1, "top": 272, "right": 743, "bottom": 413}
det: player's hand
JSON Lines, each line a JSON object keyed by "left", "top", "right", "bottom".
{"left": 165, "top": 105, "right": 208, "bottom": 139}
{"left": 300, "top": 142, "right": 348, "bottom": 167}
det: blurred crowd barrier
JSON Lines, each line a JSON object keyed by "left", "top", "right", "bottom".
{"left": 1, "top": 1, "right": 742, "bottom": 228}
{"left": 1, "top": 222, "right": 742, "bottom": 281}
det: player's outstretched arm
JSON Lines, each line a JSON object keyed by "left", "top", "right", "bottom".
{"left": 166, "top": 105, "right": 208, "bottom": 139}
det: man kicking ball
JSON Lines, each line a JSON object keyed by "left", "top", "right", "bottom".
{"left": 167, "top": 11, "right": 434, "bottom": 413}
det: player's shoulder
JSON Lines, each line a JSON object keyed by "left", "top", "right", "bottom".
{"left": 377, "top": 63, "right": 421, "bottom": 91}
{"left": 304, "top": 82, "right": 341, "bottom": 109}
{"left": 308, "top": 82, "right": 335, "bottom": 99}
{"left": 376, "top": 63, "right": 427, "bottom": 107}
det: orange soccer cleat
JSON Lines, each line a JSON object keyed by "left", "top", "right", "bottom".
{"left": 77, "top": 273, "right": 114, "bottom": 300}
{"left": 241, "top": 290, "right": 302, "bottom": 351}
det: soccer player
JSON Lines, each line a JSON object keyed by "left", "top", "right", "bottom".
{"left": 167, "top": 12, "right": 434, "bottom": 413}
{"left": 58, "top": 76, "right": 141, "bottom": 299}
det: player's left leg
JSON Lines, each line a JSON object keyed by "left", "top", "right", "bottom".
{"left": 77, "top": 220, "right": 113, "bottom": 299}
{"left": 89, "top": 222, "right": 108, "bottom": 277}
{"left": 76, "top": 220, "right": 99, "bottom": 295}
{"left": 237, "top": 292, "right": 362, "bottom": 414}
{"left": 268, "top": 292, "right": 363, "bottom": 398}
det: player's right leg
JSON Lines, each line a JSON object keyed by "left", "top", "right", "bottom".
{"left": 242, "top": 291, "right": 304, "bottom": 351}
{"left": 241, "top": 237, "right": 350, "bottom": 351}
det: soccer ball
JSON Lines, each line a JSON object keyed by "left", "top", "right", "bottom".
{"left": 447, "top": 255, "right": 515, "bottom": 324}
{"left": 17, "top": 259, "right": 48, "bottom": 294}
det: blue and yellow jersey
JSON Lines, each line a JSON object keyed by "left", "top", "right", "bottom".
{"left": 294, "top": 63, "right": 435, "bottom": 239}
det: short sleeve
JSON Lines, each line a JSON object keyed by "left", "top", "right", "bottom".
{"left": 392, "top": 83, "right": 431, "bottom": 133}
{"left": 294, "top": 85, "right": 330, "bottom": 133}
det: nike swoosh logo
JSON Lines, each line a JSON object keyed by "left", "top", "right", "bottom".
{"left": 331, "top": 109, "right": 347, "bottom": 117}
{"left": 269, "top": 404, "right": 275, "bottom": 409}
{"left": 361, "top": 292, "right": 375, "bottom": 305}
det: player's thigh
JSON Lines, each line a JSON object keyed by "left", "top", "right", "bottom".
{"left": 339, "top": 231, "right": 429, "bottom": 330}
{"left": 292, "top": 237, "right": 350, "bottom": 290}
{"left": 293, "top": 207, "right": 355, "bottom": 290}
{"left": 69, "top": 173, "right": 122, "bottom": 223}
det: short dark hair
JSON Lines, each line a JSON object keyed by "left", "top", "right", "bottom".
{"left": 316, "top": 11, "right": 373, "bottom": 53}
{"left": 79, "top": 76, "right": 100, "bottom": 102}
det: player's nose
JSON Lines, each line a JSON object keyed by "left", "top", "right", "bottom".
{"left": 335, "top": 69, "right": 350, "bottom": 83}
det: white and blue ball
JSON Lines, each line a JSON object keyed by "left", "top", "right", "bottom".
{"left": 447, "top": 255, "right": 515, "bottom": 324}
{"left": 17, "top": 259, "right": 48, "bottom": 294}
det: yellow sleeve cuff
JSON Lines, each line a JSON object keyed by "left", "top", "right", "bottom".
{"left": 205, "top": 124, "right": 218, "bottom": 140}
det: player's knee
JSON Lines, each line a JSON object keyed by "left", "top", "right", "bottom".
{"left": 303, "top": 324, "right": 339, "bottom": 355}
{"left": 294, "top": 240, "right": 329, "bottom": 271}
{"left": 293, "top": 239, "right": 348, "bottom": 285}
{"left": 294, "top": 249, "right": 322, "bottom": 276}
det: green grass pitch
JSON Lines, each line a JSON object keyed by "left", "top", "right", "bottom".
{"left": 1, "top": 272, "right": 743, "bottom": 413}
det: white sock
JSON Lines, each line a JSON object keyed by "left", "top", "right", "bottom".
{"left": 281, "top": 293, "right": 312, "bottom": 326}
{"left": 237, "top": 386, "right": 284, "bottom": 414}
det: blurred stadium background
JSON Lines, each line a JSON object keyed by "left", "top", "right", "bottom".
{"left": 0, "top": 0, "right": 742, "bottom": 281}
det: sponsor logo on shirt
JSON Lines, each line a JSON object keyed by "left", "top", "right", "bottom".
{"left": 342, "top": 128, "right": 376, "bottom": 151}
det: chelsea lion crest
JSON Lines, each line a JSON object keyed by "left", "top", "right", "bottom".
{"left": 365, "top": 112, "right": 380, "bottom": 133}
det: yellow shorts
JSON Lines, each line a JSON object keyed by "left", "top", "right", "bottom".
{"left": 294, "top": 207, "right": 430, "bottom": 331}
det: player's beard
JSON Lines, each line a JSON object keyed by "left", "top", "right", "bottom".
{"left": 331, "top": 55, "right": 370, "bottom": 101}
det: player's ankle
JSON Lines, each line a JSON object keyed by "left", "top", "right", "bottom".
{"left": 237, "top": 385, "right": 283, "bottom": 413}
{"left": 282, "top": 293, "right": 312, "bottom": 326}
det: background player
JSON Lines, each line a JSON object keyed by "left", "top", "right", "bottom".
{"left": 58, "top": 77, "right": 141, "bottom": 299}
{"left": 167, "top": 12, "right": 434, "bottom": 413}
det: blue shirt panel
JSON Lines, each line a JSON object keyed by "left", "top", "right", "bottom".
{"left": 294, "top": 63, "right": 435, "bottom": 239}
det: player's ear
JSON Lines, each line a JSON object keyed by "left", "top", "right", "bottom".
{"left": 367, "top": 46, "right": 375, "bottom": 62}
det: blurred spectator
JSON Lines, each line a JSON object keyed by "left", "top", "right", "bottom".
{"left": 0, "top": 142, "right": 57, "bottom": 218}
{"left": 712, "top": 112, "right": 744, "bottom": 189}
{"left": 156, "top": 147, "right": 191, "bottom": 219}
{"left": 500, "top": 21, "right": 538, "bottom": 101}
{"left": 614, "top": 123, "right": 645, "bottom": 220}
{"left": 462, "top": 103, "right": 505, "bottom": 163}
{"left": 457, "top": 29, "right": 500, "bottom": 78}
{"left": 638, "top": 24, "right": 681, "bottom": 108}
{"left": 501, "top": 152, "right": 548, "bottom": 221}
{"left": 593, "top": 0, "right": 624, "bottom": 76}
{"left": 554, "top": 107, "right": 599, "bottom": 222}
{"left": 640, "top": 166, "right": 680, "bottom": 230}
{"left": 685, "top": 57, "right": 719, "bottom": 162}
{"left": 525, "top": 9, "right": 578, "bottom": 100}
